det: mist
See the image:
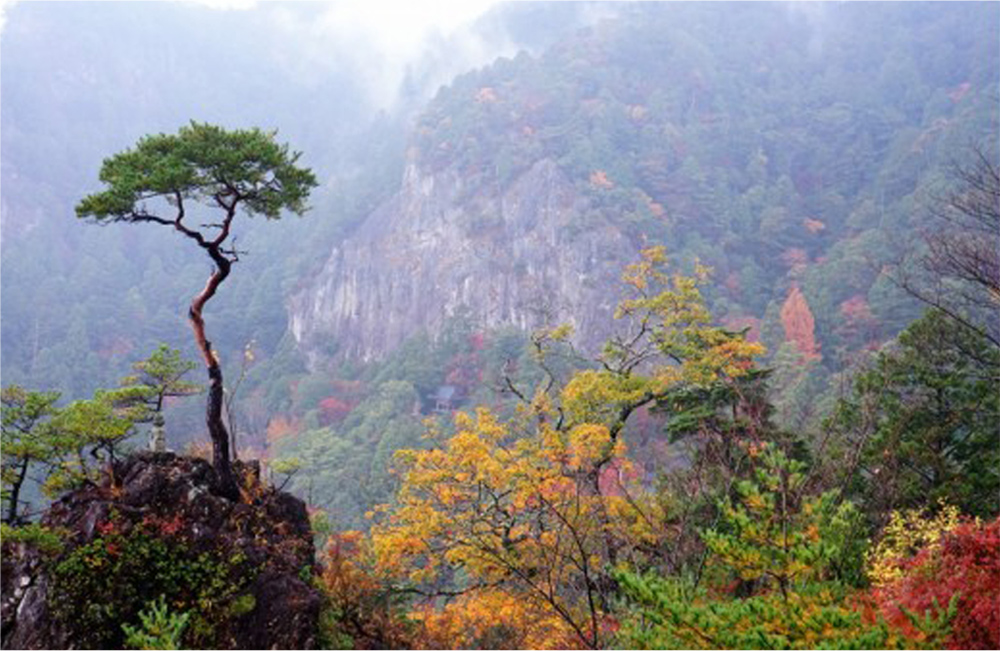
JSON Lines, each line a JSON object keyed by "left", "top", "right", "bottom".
{"left": 1, "top": 5, "right": 997, "bottom": 647}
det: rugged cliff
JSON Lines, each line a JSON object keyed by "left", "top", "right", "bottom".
{"left": 289, "top": 158, "right": 637, "bottom": 366}
{"left": 287, "top": 2, "right": 997, "bottom": 371}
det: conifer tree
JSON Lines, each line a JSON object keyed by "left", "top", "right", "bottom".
{"left": 76, "top": 123, "right": 317, "bottom": 497}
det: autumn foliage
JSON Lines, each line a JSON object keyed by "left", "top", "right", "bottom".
{"left": 412, "top": 590, "right": 583, "bottom": 650}
{"left": 318, "top": 397, "right": 355, "bottom": 426}
{"left": 780, "top": 285, "right": 821, "bottom": 362}
{"left": 318, "top": 531, "right": 415, "bottom": 649}
{"left": 872, "top": 516, "right": 1000, "bottom": 649}
{"left": 365, "top": 248, "right": 765, "bottom": 649}
{"left": 300, "top": 250, "right": 997, "bottom": 651}
{"left": 265, "top": 415, "right": 300, "bottom": 444}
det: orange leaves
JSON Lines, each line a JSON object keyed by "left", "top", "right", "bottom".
{"left": 412, "top": 589, "right": 583, "bottom": 649}
{"left": 475, "top": 86, "right": 498, "bottom": 103}
{"left": 620, "top": 244, "right": 669, "bottom": 292}
{"left": 319, "top": 531, "right": 417, "bottom": 649}
{"left": 320, "top": 530, "right": 370, "bottom": 596}
{"left": 567, "top": 424, "right": 614, "bottom": 470}
{"left": 803, "top": 217, "right": 826, "bottom": 234}
{"left": 265, "top": 415, "right": 299, "bottom": 444}
{"left": 780, "top": 285, "right": 822, "bottom": 362}
{"left": 369, "top": 404, "right": 652, "bottom": 648}
{"left": 780, "top": 247, "right": 809, "bottom": 271}
{"left": 361, "top": 248, "right": 773, "bottom": 649}
{"left": 589, "top": 169, "right": 614, "bottom": 189}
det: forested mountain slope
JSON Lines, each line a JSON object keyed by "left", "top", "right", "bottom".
{"left": 0, "top": 1, "right": 582, "bottom": 432}
{"left": 3, "top": 0, "right": 996, "bottom": 526}
{"left": 268, "top": 2, "right": 1000, "bottom": 530}
{"left": 291, "top": 2, "right": 997, "bottom": 381}
{"left": 2, "top": 4, "right": 998, "bottom": 649}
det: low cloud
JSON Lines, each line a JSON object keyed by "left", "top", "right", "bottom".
{"left": 269, "top": 0, "right": 509, "bottom": 108}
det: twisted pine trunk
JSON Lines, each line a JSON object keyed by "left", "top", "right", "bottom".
{"left": 189, "top": 248, "right": 238, "bottom": 500}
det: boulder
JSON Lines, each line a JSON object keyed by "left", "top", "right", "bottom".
{"left": 1, "top": 452, "right": 321, "bottom": 649}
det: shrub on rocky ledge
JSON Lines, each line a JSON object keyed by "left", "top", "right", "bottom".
{"left": 1, "top": 451, "right": 321, "bottom": 650}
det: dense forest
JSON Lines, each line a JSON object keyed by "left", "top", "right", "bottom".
{"left": 1, "top": 2, "right": 998, "bottom": 649}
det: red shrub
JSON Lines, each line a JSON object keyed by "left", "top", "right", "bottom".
{"left": 874, "top": 517, "right": 1000, "bottom": 649}
{"left": 319, "top": 396, "right": 356, "bottom": 426}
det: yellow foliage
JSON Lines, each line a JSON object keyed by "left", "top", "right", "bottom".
{"left": 371, "top": 405, "right": 668, "bottom": 648}
{"left": 568, "top": 423, "right": 612, "bottom": 469}
{"left": 367, "top": 247, "right": 769, "bottom": 649}
{"left": 866, "top": 501, "right": 963, "bottom": 586}
{"left": 412, "top": 589, "right": 583, "bottom": 649}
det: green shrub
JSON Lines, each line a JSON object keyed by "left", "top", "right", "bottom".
{"left": 121, "top": 595, "right": 189, "bottom": 650}
{"left": 49, "top": 520, "right": 255, "bottom": 649}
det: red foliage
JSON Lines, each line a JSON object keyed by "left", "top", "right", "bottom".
{"left": 836, "top": 294, "right": 880, "bottom": 347}
{"left": 780, "top": 285, "right": 821, "bottom": 362}
{"left": 319, "top": 531, "right": 416, "bottom": 649}
{"left": 96, "top": 520, "right": 117, "bottom": 536}
{"left": 874, "top": 517, "right": 1000, "bottom": 649}
{"left": 158, "top": 513, "right": 185, "bottom": 537}
{"left": 598, "top": 457, "right": 643, "bottom": 497}
{"left": 318, "top": 380, "right": 365, "bottom": 426}
{"left": 319, "top": 397, "right": 356, "bottom": 426}
{"left": 445, "top": 351, "right": 483, "bottom": 392}
{"left": 839, "top": 294, "right": 874, "bottom": 322}
{"left": 266, "top": 416, "right": 300, "bottom": 445}
{"left": 138, "top": 512, "right": 186, "bottom": 538}
{"left": 780, "top": 247, "right": 809, "bottom": 272}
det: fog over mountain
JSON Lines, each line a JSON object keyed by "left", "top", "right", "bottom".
{"left": 1, "top": 6, "right": 998, "bottom": 647}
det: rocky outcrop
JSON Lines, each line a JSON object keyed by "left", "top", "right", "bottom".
{"left": 288, "top": 158, "right": 637, "bottom": 366}
{"left": 1, "top": 452, "right": 321, "bottom": 650}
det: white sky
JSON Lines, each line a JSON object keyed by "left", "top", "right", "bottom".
{"left": 2, "top": 0, "right": 500, "bottom": 35}
{"left": 295, "top": 0, "right": 499, "bottom": 52}
{"left": 1, "top": 0, "right": 506, "bottom": 106}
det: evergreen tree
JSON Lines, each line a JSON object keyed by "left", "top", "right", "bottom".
{"left": 76, "top": 122, "right": 317, "bottom": 498}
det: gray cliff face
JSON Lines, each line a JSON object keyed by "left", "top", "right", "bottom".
{"left": 288, "top": 159, "right": 638, "bottom": 366}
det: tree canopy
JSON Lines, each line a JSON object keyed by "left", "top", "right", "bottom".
{"left": 76, "top": 122, "right": 315, "bottom": 225}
